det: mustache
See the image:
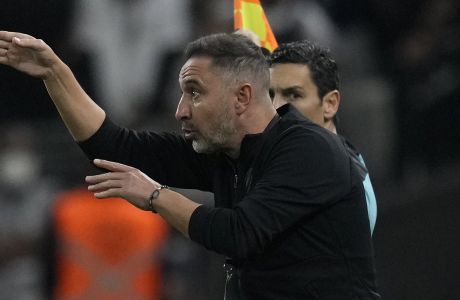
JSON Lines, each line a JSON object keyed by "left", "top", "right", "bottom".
{"left": 181, "top": 121, "right": 196, "bottom": 131}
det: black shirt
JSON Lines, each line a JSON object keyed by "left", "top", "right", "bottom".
{"left": 79, "top": 104, "right": 379, "bottom": 299}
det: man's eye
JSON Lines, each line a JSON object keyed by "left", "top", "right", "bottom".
{"left": 287, "top": 92, "right": 301, "bottom": 100}
{"left": 191, "top": 90, "right": 200, "bottom": 99}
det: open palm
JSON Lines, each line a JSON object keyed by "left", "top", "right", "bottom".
{"left": 0, "top": 31, "right": 58, "bottom": 79}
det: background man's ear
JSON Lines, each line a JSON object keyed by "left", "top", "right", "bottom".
{"left": 323, "top": 90, "right": 340, "bottom": 121}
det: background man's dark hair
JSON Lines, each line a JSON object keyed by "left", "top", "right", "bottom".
{"left": 184, "top": 33, "right": 270, "bottom": 91}
{"left": 267, "top": 40, "right": 340, "bottom": 99}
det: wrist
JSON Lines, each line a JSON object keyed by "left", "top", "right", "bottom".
{"left": 43, "top": 58, "right": 68, "bottom": 81}
{"left": 147, "top": 185, "right": 169, "bottom": 213}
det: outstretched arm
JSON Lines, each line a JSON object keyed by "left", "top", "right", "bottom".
{"left": 0, "top": 31, "right": 105, "bottom": 141}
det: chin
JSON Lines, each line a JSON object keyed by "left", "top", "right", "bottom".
{"left": 192, "top": 140, "right": 215, "bottom": 154}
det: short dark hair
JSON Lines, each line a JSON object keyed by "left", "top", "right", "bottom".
{"left": 184, "top": 33, "right": 270, "bottom": 90}
{"left": 267, "top": 40, "right": 339, "bottom": 99}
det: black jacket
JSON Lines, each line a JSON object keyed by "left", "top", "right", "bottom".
{"left": 79, "top": 104, "right": 379, "bottom": 299}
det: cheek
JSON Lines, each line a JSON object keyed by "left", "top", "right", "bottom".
{"left": 193, "top": 106, "right": 216, "bottom": 131}
{"left": 273, "top": 97, "right": 288, "bottom": 109}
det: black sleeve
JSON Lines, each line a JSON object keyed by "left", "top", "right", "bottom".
{"left": 77, "top": 117, "right": 213, "bottom": 191}
{"left": 189, "top": 127, "right": 351, "bottom": 259}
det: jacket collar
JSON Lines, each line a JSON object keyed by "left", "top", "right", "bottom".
{"left": 237, "top": 113, "right": 280, "bottom": 165}
{"left": 276, "top": 103, "right": 307, "bottom": 120}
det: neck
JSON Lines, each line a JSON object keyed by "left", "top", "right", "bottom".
{"left": 246, "top": 104, "right": 278, "bottom": 134}
{"left": 226, "top": 100, "right": 277, "bottom": 159}
{"left": 324, "top": 121, "right": 337, "bottom": 134}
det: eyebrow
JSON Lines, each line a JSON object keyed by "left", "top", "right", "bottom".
{"left": 282, "top": 86, "right": 303, "bottom": 92}
{"left": 180, "top": 78, "right": 204, "bottom": 90}
{"left": 182, "top": 78, "right": 200, "bottom": 85}
{"left": 271, "top": 86, "right": 305, "bottom": 95}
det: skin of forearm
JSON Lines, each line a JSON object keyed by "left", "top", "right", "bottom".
{"left": 44, "top": 60, "right": 106, "bottom": 142}
{"left": 153, "top": 189, "right": 202, "bottom": 238}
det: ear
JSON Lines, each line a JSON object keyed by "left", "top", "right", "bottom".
{"left": 235, "top": 83, "right": 252, "bottom": 115}
{"left": 322, "top": 90, "right": 340, "bottom": 122}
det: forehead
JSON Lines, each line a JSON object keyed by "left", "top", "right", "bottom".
{"left": 270, "top": 63, "right": 314, "bottom": 88}
{"left": 179, "top": 56, "right": 215, "bottom": 82}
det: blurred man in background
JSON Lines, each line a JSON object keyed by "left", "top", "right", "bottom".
{"left": 268, "top": 40, "right": 377, "bottom": 235}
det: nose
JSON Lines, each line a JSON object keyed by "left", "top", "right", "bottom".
{"left": 272, "top": 94, "right": 287, "bottom": 109}
{"left": 175, "top": 95, "right": 191, "bottom": 121}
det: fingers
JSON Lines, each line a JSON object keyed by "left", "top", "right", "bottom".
{"left": 85, "top": 171, "right": 124, "bottom": 184}
{"left": 0, "top": 39, "right": 11, "bottom": 63}
{"left": 86, "top": 159, "right": 155, "bottom": 210}
{"left": 0, "top": 34, "right": 44, "bottom": 66}
{"left": 93, "top": 158, "right": 135, "bottom": 172}
{"left": 87, "top": 179, "right": 122, "bottom": 192}
{"left": 12, "top": 37, "right": 48, "bottom": 52}
{"left": 0, "top": 51, "right": 8, "bottom": 64}
{"left": 0, "top": 40, "right": 9, "bottom": 49}
{"left": 93, "top": 187, "right": 123, "bottom": 199}
{"left": 0, "top": 31, "right": 11, "bottom": 42}
{"left": 86, "top": 175, "right": 123, "bottom": 199}
{"left": 0, "top": 31, "right": 45, "bottom": 52}
{"left": 0, "top": 31, "right": 34, "bottom": 42}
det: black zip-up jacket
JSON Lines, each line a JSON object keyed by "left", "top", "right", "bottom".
{"left": 79, "top": 104, "right": 379, "bottom": 299}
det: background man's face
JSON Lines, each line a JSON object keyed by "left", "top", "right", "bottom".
{"left": 176, "top": 56, "right": 237, "bottom": 154}
{"left": 270, "top": 63, "right": 325, "bottom": 126}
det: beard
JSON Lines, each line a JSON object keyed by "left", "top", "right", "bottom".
{"left": 192, "top": 105, "right": 237, "bottom": 154}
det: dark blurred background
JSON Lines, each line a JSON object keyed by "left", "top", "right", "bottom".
{"left": 0, "top": 0, "right": 459, "bottom": 299}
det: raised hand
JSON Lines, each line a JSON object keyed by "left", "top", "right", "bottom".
{"left": 86, "top": 159, "right": 161, "bottom": 211}
{"left": 0, "top": 31, "right": 60, "bottom": 79}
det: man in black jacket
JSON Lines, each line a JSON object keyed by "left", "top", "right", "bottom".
{"left": 267, "top": 40, "right": 378, "bottom": 236}
{"left": 0, "top": 31, "right": 379, "bottom": 299}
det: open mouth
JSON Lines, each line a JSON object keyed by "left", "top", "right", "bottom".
{"left": 182, "top": 128, "right": 195, "bottom": 139}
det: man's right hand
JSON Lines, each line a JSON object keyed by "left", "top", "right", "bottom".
{"left": 0, "top": 31, "right": 60, "bottom": 79}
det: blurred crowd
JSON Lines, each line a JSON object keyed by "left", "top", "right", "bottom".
{"left": 0, "top": 0, "right": 458, "bottom": 299}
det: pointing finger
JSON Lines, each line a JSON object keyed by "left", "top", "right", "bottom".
{"left": 93, "top": 159, "right": 135, "bottom": 172}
